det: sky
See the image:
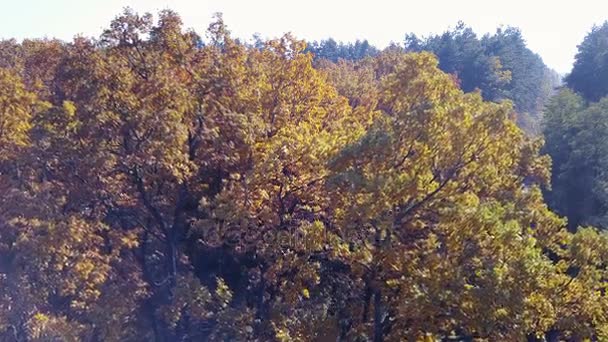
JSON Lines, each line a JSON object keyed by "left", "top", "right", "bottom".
{"left": 1, "top": 0, "right": 607, "bottom": 74}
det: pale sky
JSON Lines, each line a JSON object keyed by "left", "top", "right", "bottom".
{"left": 1, "top": 0, "right": 607, "bottom": 74}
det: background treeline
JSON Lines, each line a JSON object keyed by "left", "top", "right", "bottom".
{"left": 543, "top": 22, "right": 608, "bottom": 231}
{"left": 1, "top": 8, "right": 608, "bottom": 342}
{"left": 307, "top": 22, "right": 561, "bottom": 134}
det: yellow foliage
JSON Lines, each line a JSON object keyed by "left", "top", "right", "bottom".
{"left": 0, "top": 8, "right": 605, "bottom": 342}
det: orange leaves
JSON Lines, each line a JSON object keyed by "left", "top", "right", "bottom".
{"left": 1, "top": 8, "right": 606, "bottom": 342}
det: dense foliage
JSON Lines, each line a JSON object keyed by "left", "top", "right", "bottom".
{"left": 306, "top": 23, "right": 560, "bottom": 135}
{"left": 1, "top": 8, "right": 608, "bottom": 342}
{"left": 305, "top": 39, "right": 379, "bottom": 62}
{"left": 565, "top": 22, "right": 608, "bottom": 102}
{"left": 544, "top": 90, "right": 608, "bottom": 232}
{"left": 308, "top": 24, "right": 561, "bottom": 135}
{"left": 544, "top": 23, "right": 608, "bottom": 232}
{"left": 404, "top": 23, "right": 511, "bottom": 101}
{"left": 405, "top": 24, "right": 561, "bottom": 134}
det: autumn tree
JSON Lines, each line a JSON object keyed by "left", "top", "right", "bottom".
{"left": 0, "top": 8, "right": 607, "bottom": 342}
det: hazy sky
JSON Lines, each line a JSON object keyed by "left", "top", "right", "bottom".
{"left": 1, "top": 0, "right": 607, "bottom": 74}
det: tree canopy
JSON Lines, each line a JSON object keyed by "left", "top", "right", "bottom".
{"left": 543, "top": 22, "right": 608, "bottom": 233}
{"left": 405, "top": 24, "right": 560, "bottom": 134}
{"left": 305, "top": 38, "right": 379, "bottom": 62}
{"left": 1, "top": 8, "right": 608, "bottom": 342}
{"left": 304, "top": 23, "right": 561, "bottom": 135}
{"left": 566, "top": 22, "right": 608, "bottom": 102}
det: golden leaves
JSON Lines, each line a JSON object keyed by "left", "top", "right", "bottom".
{"left": 1, "top": 8, "right": 606, "bottom": 342}
{"left": 0, "top": 67, "right": 39, "bottom": 159}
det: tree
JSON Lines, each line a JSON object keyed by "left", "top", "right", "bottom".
{"left": 405, "top": 24, "right": 560, "bottom": 134}
{"left": 405, "top": 22, "right": 511, "bottom": 98}
{"left": 566, "top": 22, "right": 608, "bottom": 102}
{"left": 306, "top": 38, "right": 379, "bottom": 62}
{"left": 1, "top": 9, "right": 607, "bottom": 342}
{"left": 0, "top": 68, "right": 37, "bottom": 158}
{"left": 542, "top": 89, "right": 608, "bottom": 230}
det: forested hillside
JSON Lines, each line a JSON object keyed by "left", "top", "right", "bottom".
{"left": 1, "top": 8, "right": 608, "bottom": 342}
{"left": 543, "top": 22, "right": 608, "bottom": 231}
{"left": 309, "top": 23, "right": 561, "bottom": 134}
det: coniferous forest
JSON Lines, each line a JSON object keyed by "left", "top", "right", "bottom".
{"left": 4, "top": 8, "right": 608, "bottom": 341}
